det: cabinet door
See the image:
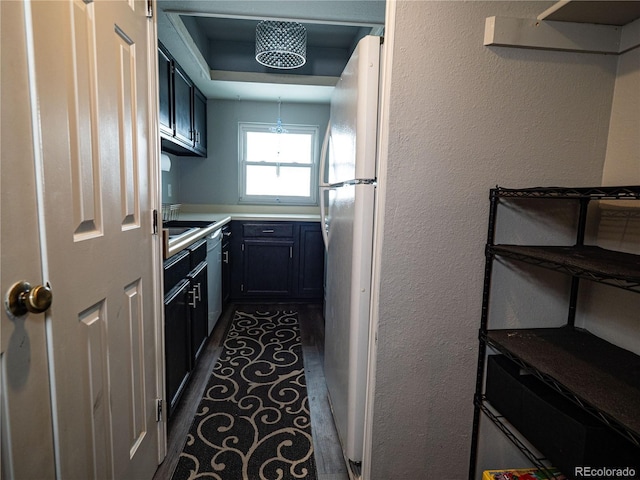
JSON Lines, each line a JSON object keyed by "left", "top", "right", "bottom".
{"left": 165, "top": 278, "right": 191, "bottom": 417}
{"left": 193, "top": 87, "right": 207, "bottom": 155}
{"left": 157, "top": 44, "right": 173, "bottom": 137}
{"left": 242, "top": 239, "right": 294, "bottom": 297}
{"left": 189, "top": 261, "right": 208, "bottom": 361}
{"left": 222, "top": 228, "right": 231, "bottom": 304}
{"left": 298, "top": 223, "right": 325, "bottom": 298}
{"left": 173, "top": 63, "right": 193, "bottom": 147}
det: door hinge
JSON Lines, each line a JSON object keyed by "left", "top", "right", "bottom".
{"left": 156, "top": 398, "right": 163, "bottom": 422}
{"left": 152, "top": 209, "right": 158, "bottom": 235}
{"left": 146, "top": 0, "right": 153, "bottom": 18}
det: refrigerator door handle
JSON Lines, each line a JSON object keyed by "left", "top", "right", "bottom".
{"left": 319, "top": 185, "right": 332, "bottom": 251}
{"left": 319, "top": 121, "right": 331, "bottom": 188}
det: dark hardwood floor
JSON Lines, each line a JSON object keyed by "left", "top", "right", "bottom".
{"left": 152, "top": 303, "right": 349, "bottom": 480}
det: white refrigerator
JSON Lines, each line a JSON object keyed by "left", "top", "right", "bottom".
{"left": 319, "top": 35, "right": 382, "bottom": 466}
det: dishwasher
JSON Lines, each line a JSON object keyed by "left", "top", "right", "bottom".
{"left": 206, "top": 228, "right": 223, "bottom": 334}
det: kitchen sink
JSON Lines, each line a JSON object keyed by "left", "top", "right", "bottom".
{"left": 163, "top": 219, "right": 221, "bottom": 259}
{"left": 164, "top": 220, "right": 215, "bottom": 228}
{"left": 167, "top": 226, "right": 199, "bottom": 238}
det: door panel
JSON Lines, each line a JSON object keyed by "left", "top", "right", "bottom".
{"left": 164, "top": 279, "right": 191, "bottom": 417}
{"left": 193, "top": 88, "right": 207, "bottom": 154}
{"left": 158, "top": 44, "right": 173, "bottom": 136}
{"left": 243, "top": 240, "right": 294, "bottom": 296}
{"left": 189, "top": 262, "right": 208, "bottom": 361}
{"left": 77, "top": 301, "right": 112, "bottom": 476}
{"left": 115, "top": 24, "right": 140, "bottom": 229}
{"left": 298, "top": 224, "right": 325, "bottom": 298}
{"left": 323, "top": 183, "right": 375, "bottom": 464}
{"left": 173, "top": 64, "right": 193, "bottom": 147}
{"left": 69, "top": 0, "right": 103, "bottom": 238}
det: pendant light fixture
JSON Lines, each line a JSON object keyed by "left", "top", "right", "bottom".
{"left": 270, "top": 98, "right": 288, "bottom": 134}
{"left": 255, "top": 20, "right": 307, "bottom": 70}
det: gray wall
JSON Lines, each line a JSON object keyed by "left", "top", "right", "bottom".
{"left": 161, "top": 155, "right": 180, "bottom": 204}
{"left": 169, "top": 99, "right": 330, "bottom": 207}
{"left": 368, "top": 1, "right": 636, "bottom": 478}
{"left": 602, "top": 46, "right": 640, "bottom": 188}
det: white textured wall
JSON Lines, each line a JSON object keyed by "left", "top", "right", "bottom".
{"left": 369, "top": 1, "right": 619, "bottom": 478}
{"left": 585, "top": 45, "right": 640, "bottom": 359}
{"left": 597, "top": 46, "right": 640, "bottom": 254}
{"left": 602, "top": 46, "right": 640, "bottom": 186}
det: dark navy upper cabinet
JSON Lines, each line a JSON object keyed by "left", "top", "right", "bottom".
{"left": 193, "top": 88, "right": 207, "bottom": 155}
{"left": 158, "top": 42, "right": 207, "bottom": 158}
{"left": 173, "top": 63, "right": 193, "bottom": 149}
{"left": 158, "top": 43, "right": 173, "bottom": 138}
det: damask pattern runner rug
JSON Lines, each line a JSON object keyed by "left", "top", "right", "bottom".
{"left": 172, "top": 310, "right": 318, "bottom": 480}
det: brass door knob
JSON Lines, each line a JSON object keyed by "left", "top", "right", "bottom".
{"left": 6, "top": 281, "right": 53, "bottom": 317}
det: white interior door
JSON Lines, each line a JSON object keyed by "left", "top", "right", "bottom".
{"left": 2, "top": 1, "right": 162, "bottom": 478}
{"left": 1, "top": 3, "right": 56, "bottom": 478}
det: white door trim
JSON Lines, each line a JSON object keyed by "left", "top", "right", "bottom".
{"left": 146, "top": 0, "right": 168, "bottom": 463}
{"left": 362, "top": 0, "right": 396, "bottom": 478}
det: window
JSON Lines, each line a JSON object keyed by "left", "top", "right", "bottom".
{"left": 239, "top": 122, "right": 319, "bottom": 205}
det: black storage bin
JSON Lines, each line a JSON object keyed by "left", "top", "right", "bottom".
{"left": 486, "top": 354, "right": 528, "bottom": 433}
{"left": 486, "top": 355, "right": 640, "bottom": 479}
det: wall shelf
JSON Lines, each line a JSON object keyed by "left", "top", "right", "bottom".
{"left": 538, "top": 1, "right": 640, "bottom": 26}
{"left": 490, "top": 245, "right": 640, "bottom": 293}
{"left": 484, "top": 1, "right": 640, "bottom": 54}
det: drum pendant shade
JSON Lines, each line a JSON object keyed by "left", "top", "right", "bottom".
{"left": 255, "top": 21, "right": 306, "bottom": 69}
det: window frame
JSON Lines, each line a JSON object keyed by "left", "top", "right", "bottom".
{"left": 238, "top": 122, "right": 319, "bottom": 206}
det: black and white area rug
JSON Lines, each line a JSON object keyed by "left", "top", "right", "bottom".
{"left": 172, "top": 309, "right": 318, "bottom": 480}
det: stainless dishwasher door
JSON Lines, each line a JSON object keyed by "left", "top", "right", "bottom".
{"left": 206, "top": 228, "right": 223, "bottom": 334}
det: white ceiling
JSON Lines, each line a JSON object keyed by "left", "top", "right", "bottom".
{"left": 156, "top": 1, "right": 385, "bottom": 103}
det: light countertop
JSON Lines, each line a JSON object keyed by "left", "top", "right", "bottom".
{"left": 162, "top": 212, "right": 321, "bottom": 259}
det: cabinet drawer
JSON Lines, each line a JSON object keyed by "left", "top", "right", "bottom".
{"left": 163, "top": 249, "right": 190, "bottom": 295}
{"left": 242, "top": 223, "right": 293, "bottom": 238}
{"left": 188, "top": 238, "right": 207, "bottom": 268}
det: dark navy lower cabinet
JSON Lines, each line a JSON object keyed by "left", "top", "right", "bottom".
{"left": 164, "top": 278, "right": 191, "bottom": 417}
{"left": 230, "top": 221, "right": 324, "bottom": 301}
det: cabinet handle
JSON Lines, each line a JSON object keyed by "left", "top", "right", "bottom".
{"left": 223, "top": 251, "right": 229, "bottom": 264}
{"left": 188, "top": 289, "right": 197, "bottom": 307}
{"left": 195, "top": 282, "right": 202, "bottom": 301}
{"left": 262, "top": 229, "right": 275, "bottom": 233}
{"left": 290, "top": 246, "right": 293, "bottom": 258}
